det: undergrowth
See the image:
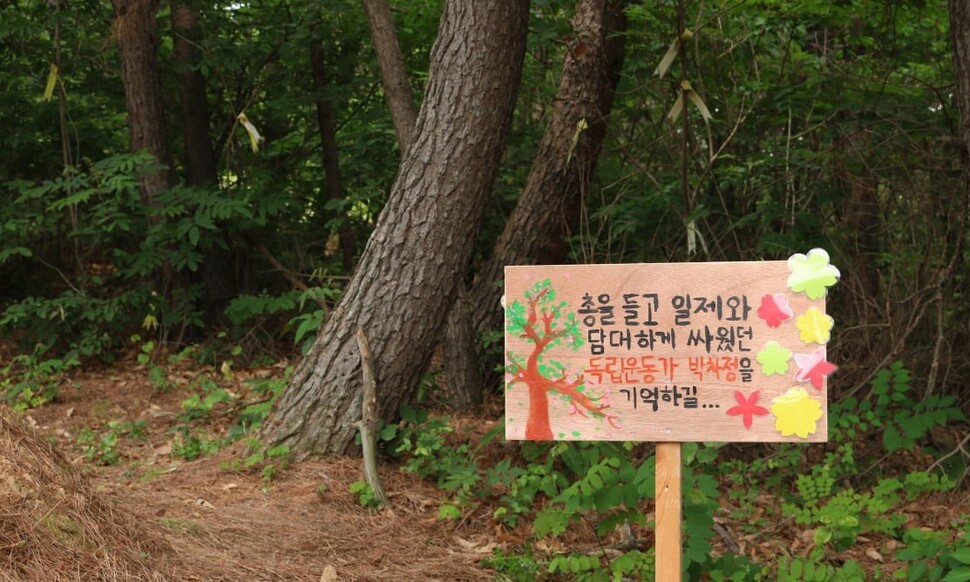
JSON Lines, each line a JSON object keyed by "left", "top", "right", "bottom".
{"left": 60, "top": 334, "right": 293, "bottom": 487}
{"left": 377, "top": 361, "right": 969, "bottom": 581}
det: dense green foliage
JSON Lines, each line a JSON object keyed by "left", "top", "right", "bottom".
{"left": 3, "top": 0, "right": 966, "bottom": 388}
{"left": 385, "top": 362, "right": 966, "bottom": 580}
{"left": 2, "top": 0, "right": 969, "bottom": 578}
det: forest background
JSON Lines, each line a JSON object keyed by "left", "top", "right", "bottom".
{"left": 3, "top": 0, "right": 970, "bottom": 579}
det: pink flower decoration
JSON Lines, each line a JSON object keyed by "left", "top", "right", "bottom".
{"left": 757, "top": 293, "right": 794, "bottom": 328}
{"left": 793, "top": 347, "right": 838, "bottom": 390}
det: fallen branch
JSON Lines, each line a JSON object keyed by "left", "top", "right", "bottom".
{"left": 713, "top": 522, "right": 740, "bottom": 555}
{"left": 250, "top": 238, "right": 328, "bottom": 310}
{"left": 927, "top": 432, "right": 970, "bottom": 480}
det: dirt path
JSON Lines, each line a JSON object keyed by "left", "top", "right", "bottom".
{"left": 13, "top": 357, "right": 965, "bottom": 580}
{"left": 17, "top": 361, "right": 499, "bottom": 581}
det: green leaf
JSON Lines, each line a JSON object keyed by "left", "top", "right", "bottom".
{"left": 813, "top": 527, "right": 832, "bottom": 545}
{"left": 438, "top": 504, "right": 461, "bottom": 520}
{"left": 942, "top": 570, "right": 970, "bottom": 582}
{"left": 908, "top": 561, "right": 929, "bottom": 581}
{"left": 534, "top": 507, "right": 569, "bottom": 538}
{"left": 0, "top": 246, "right": 32, "bottom": 264}
{"left": 883, "top": 424, "right": 902, "bottom": 453}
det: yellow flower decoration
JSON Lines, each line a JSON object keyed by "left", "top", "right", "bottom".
{"left": 796, "top": 307, "right": 834, "bottom": 344}
{"left": 770, "top": 387, "right": 823, "bottom": 438}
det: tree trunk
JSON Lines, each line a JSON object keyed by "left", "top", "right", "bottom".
{"left": 362, "top": 1, "right": 479, "bottom": 409}
{"left": 172, "top": 1, "right": 216, "bottom": 187}
{"left": 363, "top": 0, "right": 418, "bottom": 152}
{"left": 259, "top": 0, "right": 530, "bottom": 458}
{"left": 470, "top": 0, "right": 626, "bottom": 336}
{"left": 441, "top": 0, "right": 626, "bottom": 400}
{"left": 112, "top": 0, "right": 171, "bottom": 205}
{"left": 173, "top": 0, "right": 237, "bottom": 325}
{"left": 311, "top": 40, "right": 356, "bottom": 274}
{"left": 443, "top": 284, "right": 484, "bottom": 410}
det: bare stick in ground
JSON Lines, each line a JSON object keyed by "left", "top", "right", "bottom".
{"left": 356, "top": 327, "right": 388, "bottom": 508}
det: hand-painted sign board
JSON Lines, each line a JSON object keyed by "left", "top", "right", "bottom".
{"left": 504, "top": 250, "right": 839, "bottom": 443}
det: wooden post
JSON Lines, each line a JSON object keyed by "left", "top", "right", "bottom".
{"left": 655, "top": 442, "right": 682, "bottom": 580}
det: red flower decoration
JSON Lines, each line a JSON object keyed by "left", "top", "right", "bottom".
{"left": 726, "top": 390, "right": 769, "bottom": 429}
{"left": 757, "top": 293, "right": 793, "bottom": 328}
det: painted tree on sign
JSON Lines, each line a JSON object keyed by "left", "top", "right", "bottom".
{"left": 506, "top": 279, "right": 619, "bottom": 440}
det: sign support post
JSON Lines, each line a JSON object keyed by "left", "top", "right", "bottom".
{"left": 655, "top": 442, "right": 682, "bottom": 580}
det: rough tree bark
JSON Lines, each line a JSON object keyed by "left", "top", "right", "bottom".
{"left": 360, "top": 0, "right": 481, "bottom": 406}
{"left": 443, "top": 0, "right": 627, "bottom": 404}
{"left": 311, "top": 40, "right": 357, "bottom": 274}
{"left": 363, "top": 0, "right": 418, "bottom": 152}
{"left": 173, "top": 0, "right": 238, "bottom": 323}
{"left": 259, "top": 0, "right": 530, "bottom": 457}
{"left": 471, "top": 0, "right": 626, "bottom": 333}
{"left": 443, "top": 286, "right": 484, "bottom": 409}
{"left": 112, "top": 0, "right": 171, "bottom": 204}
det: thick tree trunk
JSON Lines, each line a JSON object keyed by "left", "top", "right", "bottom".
{"left": 259, "top": 0, "right": 530, "bottom": 457}
{"left": 443, "top": 284, "right": 484, "bottom": 410}
{"left": 173, "top": 0, "right": 237, "bottom": 324}
{"left": 363, "top": 0, "right": 418, "bottom": 152}
{"left": 441, "top": 0, "right": 627, "bottom": 400}
{"left": 362, "top": 1, "right": 479, "bottom": 408}
{"left": 112, "top": 0, "right": 171, "bottom": 204}
{"left": 311, "top": 41, "right": 356, "bottom": 274}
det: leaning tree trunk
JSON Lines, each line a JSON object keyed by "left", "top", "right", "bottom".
{"left": 112, "top": 0, "right": 171, "bottom": 205}
{"left": 442, "top": 0, "right": 627, "bottom": 405}
{"left": 443, "top": 286, "right": 485, "bottom": 409}
{"left": 259, "top": 0, "right": 530, "bottom": 457}
{"left": 471, "top": 0, "right": 626, "bottom": 334}
{"left": 360, "top": 0, "right": 483, "bottom": 408}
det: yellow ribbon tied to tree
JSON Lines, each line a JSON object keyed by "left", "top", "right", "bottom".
{"left": 237, "top": 112, "right": 264, "bottom": 153}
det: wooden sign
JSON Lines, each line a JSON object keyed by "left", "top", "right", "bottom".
{"left": 504, "top": 250, "right": 839, "bottom": 443}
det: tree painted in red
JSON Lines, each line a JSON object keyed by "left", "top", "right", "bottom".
{"left": 506, "top": 279, "right": 620, "bottom": 440}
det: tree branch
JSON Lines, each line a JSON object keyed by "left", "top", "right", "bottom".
{"left": 250, "top": 239, "right": 328, "bottom": 310}
{"left": 927, "top": 431, "right": 970, "bottom": 477}
{"left": 547, "top": 372, "right": 621, "bottom": 429}
{"left": 520, "top": 288, "right": 554, "bottom": 344}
